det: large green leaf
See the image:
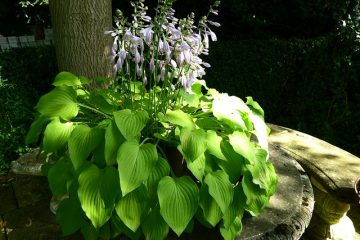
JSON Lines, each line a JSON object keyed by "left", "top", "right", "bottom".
{"left": 117, "top": 141, "right": 158, "bottom": 196}
{"left": 163, "top": 109, "right": 195, "bottom": 129}
{"left": 111, "top": 213, "right": 142, "bottom": 240}
{"left": 43, "top": 118, "right": 74, "bottom": 153}
{"left": 195, "top": 117, "right": 220, "bottom": 130}
{"left": 25, "top": 115, "right": 49, "bottom": 145}
{"left": 204, "top": 170, "right": 234, "bottom": 214}
{"left": 36, "top": 86, "right": 79, "bottom": 120}
{"left": 105, "top": 120, "right": 125, "bottom": 166}
{"left": 219, "top": 140, "right": 245, "bottom": 183}
{"left": 179, "top": 128, "right": 207, "bottom": 162}
{"left": 81, "top": 222, "right": 99, "bottom": 240}
{"left": 89, "top": 91, "right": 117, "bottom": 115}
{"left": 68, "top": 124, "right": 103, "bottom": 170}
{"left": 145, "top": 157, "right": 170, "bottom": 200}
{"left": 113, "top": 109, "right": 149, "bottom": 140}
{"left": 92, "top": 141, "right": 106, "bottom": 169}
{"left": 223, "top": 185, "right": 246, "bottom": 228}
{"left": 244, "top": 149, "right": 278, "bottom": 195}
{"left": 158, "top": 176, "right": 199, "bottom": 236}
{"left": 56, "top": 196, "right": 87, "bottom": 235}
{"left": 100, "top": 167, "right": 120, "bottom": 209}
{"left": 220, "top": 216, "right": 243, "bottom": 240}
{"left": 191, "top": 80, "right": 207, "bottom": 95}
{"left": 180, "top": 90, "right": 200, "bottom": 108}
{"left": 186, "top": 153, "right": 206, "bottom": 182}
{"left": 246, "top": 97, "right": 264, "bottom": 118}
{"left": 212, "top": 94, "right": 250, "bottom": 130}
{"left": 78, "top": 164, "right": 119, "bottom": 228}
{"left": 115, "top": 186, "right": 149, "bottom": 232}
{"left": 206, "top": 131, "right": 226, "bottom": 160}
{"left": 141, "top": 207, "right": 169, "bottom": 240}
{"left": 242, "top": 172, "right": 269, "bottom": 216}
{"left": 199, "top": 185, "right": 223, "bottom": 227}
{"left": 53, "top": 71, "right": 82, "bottom": 87}
{"left": 249, "top": 112, "right": 269, "bottom": 152}
{"left": 47, "top": 157, "right": 74, "bottom": 196}
{"left": 229, "top": 131, "right": 256, "bottom": 163}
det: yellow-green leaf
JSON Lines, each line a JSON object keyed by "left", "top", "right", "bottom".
{"left": 117, "top": 141, "right": 158, "bottom": 196}
{"left": 114, "top": 109, "right": 149, "bottom": 140}
{"left": 36, "top": 86, "right": 79, "bottom": 120}
{"left": 115, "top": 186, "right": 149, "bottom": 232}
{"left": 68, "top": 125, "right": 103, "bottom": 170}
{"left": 53, "top": 71, "right": 82, "bottom": 87}
{"left": 105, "top": 120, "right": 125, "bottom": 166}
{"left": 78, "top": 164, "right": 119, "bottom": 229}
{"left": 141, "top": 207, "right": 169, "bottom": 240}
{"left": 204, "top": 170, "right": 234, "bottom": 213}
{"left": 43, "top": 118, "right": 74, "bottom": 153}
{"left": 179, "top": 128, "right": 207, "bottom": 162}
{"left": 158, "top": 176, "right": 199, "bottom": 236}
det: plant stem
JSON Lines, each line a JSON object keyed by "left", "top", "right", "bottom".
{"left": 78, "top": 103, "right": 111, "bottom": 118}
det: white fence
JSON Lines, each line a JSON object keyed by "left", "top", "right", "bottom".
{"left": 0, "top": 29, "right": 53, "bottom": 52}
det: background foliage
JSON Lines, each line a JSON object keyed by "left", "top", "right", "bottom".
{"left": 0, "top": 46, "right": 57, "bottom": 172}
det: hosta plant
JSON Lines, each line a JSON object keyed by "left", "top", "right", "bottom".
{"left": 26, "top": 0, "right": 277, "bottom": 239}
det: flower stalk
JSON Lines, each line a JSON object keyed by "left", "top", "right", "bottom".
{"left": 107, "top": 0, "right": 221, "bottom": 119}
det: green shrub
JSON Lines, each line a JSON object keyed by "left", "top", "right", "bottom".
{"left": 205, "top": 35, "right": 360, "bottom": 156}
{"left": 0, "top": 46, "right": 57, "bottom": 172}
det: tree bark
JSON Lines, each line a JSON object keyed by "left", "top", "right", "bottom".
{"left": 49, "top": 0, "right": 113, "bottom": 81}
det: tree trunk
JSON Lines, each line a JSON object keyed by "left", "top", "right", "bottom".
{"left": 49, "top": 0, "right": 113, "bottom": 81}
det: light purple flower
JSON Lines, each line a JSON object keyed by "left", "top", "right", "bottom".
{"left": 104, "top": 30, "right": 117, "bottom": 37}
{"left": 203, "top": 62, "right": 211, "bottom": 68}
{"left": 163, "top": 39, "right": 171, "bottom": 54}
{"left": 170, "top": 27, "right": 182, "bottom": 39}
{"left": 170, "top": 60, "right": 177, "bottom": 69}
{"left": 177, "top": 42, "right": 191, "bottom": 65}
{"left": 134, "top": 49, "right": 141, "bottom": 63}
{"left": 141, "top": 13, "right": 152, "bottom": 22}
{"left": 207, "top": 20, "right": 221, "bottom": 27}
{"left": 149, "top": 57, "right": 155, "bottom": 71}
{"left": 176, "top": 53, "right": 185, "bottom": 67}
{"left": 203, "top": 33, "right": 209, "bottom": 49}
{"left": 125, "top": 30, "right": 132, "bottom": 41}
{"left": 160, "top": 66, "right": 166, "bottom": 81}
{"left": 136, "top": 64, "right": 142, "bottom": 76}
{"left": 119, "top": 48, "right": 127, "bottom": 61}
{"left": 208, "top": 30, "right": 217, "bottom": 41}
{"left": 210, "top": 9, "right": 219, "bottom": 15}
{"left": 140, "top": 27, "right": 154, "bottom": 43}
{"left": 180, "top": 75, "right": 187, "bottom": 87}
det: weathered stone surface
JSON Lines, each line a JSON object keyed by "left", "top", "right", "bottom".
{"left": 268, "top": 124, "right": 360, "bottom": 203}
{"left": 313, "top": 184, "right": 350, "bottom": 224}
{"left": 304, "top": 213, "right": 331, "bottom": 240}
{"left": 11, "top": 175, "right": 50, "bottom": 208}
{"left": 10, "top": 148, "right": 46, "bottom": 176}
